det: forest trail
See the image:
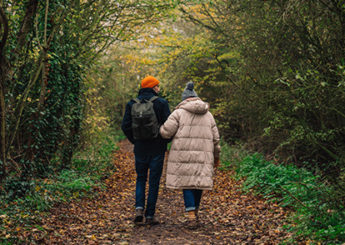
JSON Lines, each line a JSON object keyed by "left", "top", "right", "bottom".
{"left": 37, "top": 140, "right": 292, "bottom": 244}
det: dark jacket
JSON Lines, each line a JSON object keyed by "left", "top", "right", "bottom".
{"left": 121, "top": 88, "right": 171, "bottom": 156}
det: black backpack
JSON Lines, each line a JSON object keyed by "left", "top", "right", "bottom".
{"left": 131, "top": 96, "right": 159, "bottom": 140}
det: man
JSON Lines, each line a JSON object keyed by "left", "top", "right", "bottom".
{"left": 121, "top": 76, "right": 170, "bottom": 225}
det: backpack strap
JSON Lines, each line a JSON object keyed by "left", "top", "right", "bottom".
{"left": 149, "top": 96, "right": 158, "bottom": 102}
{"left": 132, "top": 98, "right": 141, "bottom": 103}
{"left": 132, "top": 96, "right": 158, "bottom": 103}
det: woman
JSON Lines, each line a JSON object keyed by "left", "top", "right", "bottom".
{"left": 160, "top": 81, "right": 220, "bottom": 227}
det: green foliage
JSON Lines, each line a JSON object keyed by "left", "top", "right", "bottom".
{"left": 234, "top": 153, "right": 345, "bottom": 243}
{"left": 1, "top": 0, "right": 344, "bottom": 242}
{"left": 0, "top": 130, "right": 121, "bottom": 243}
{"left": 218, "top": 140, "right": 247, "bottom": 170}
{"left": 0, "top": 0, "right": 178, "bottom": 185}
{"left": 149, "top": 0, "right": 345, "bottom": 185}
{"left": 74, "top": 130, "right": 123, "bottom": 179}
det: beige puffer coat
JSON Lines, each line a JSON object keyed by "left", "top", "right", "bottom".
{"left": 160, "top": 97, "right": 220, "bottom": 190}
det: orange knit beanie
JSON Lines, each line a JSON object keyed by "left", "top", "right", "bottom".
{"left": 141, "top": 76, "right": 160, "bottom": 88}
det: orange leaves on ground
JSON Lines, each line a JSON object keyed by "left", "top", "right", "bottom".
{"left": 25, "top": 140, "right": 292, "bottom": 244}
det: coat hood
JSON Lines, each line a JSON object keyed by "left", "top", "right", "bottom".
{"left": 176, "top": 97, "right": 209, "bottom": 114}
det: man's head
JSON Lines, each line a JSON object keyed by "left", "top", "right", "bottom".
{"left": 141, "top": 76, "right": 160, "bottom": 93}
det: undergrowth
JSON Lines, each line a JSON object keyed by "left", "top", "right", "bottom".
{"left": 220, "top": 144, "right": 345, "bottom": 244}
{"left": 0, "top": 130, "right": 124, "bottom": 243}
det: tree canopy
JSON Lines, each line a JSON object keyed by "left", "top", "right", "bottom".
{"left": 1, "top": 0, "right": 345, "bottom": 206}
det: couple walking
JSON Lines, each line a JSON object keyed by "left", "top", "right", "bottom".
{"left": 121, "top": 76, "right": 220, "bottom": 227}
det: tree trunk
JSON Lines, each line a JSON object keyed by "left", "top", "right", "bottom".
{"left": 0, "top": 82, "right": 6, "bottom": 181}
{"left": 0, "top": 5, "right": 9, "bottom": 181}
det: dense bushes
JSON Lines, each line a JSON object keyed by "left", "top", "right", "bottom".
{"left": 0, "top": 130, "right": 121, "bottom": 243}
{"left": 89, "top": 5, "right": 345, "bottom": 242}
{"left": 0, "top": 0, "right": 177, "bottom": 197}
{"left": 159, "top": 4, "right": 345, "bottom": 241}
{"left": 153, "top": 1, "right": 345, "bottom": 185}
{"left": 220, "top": 148, "right": 345, "bottom": 243}
{"left": 1, "top": 0, "right": 344, "bottom": 242}
{"left": 0, "top": 1, "right": 174, "bottom": 241}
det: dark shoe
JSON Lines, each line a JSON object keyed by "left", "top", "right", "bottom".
{"left": 145, "top": 216, "right": 159, "bottom": 226}
{"left": 134, "top": 209, "right": 144, "bottom": 224}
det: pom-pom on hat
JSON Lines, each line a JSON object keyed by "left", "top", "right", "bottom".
{"left": 141, "top": 76, "right": 160, "bottom": 88}
{"left": 181, "top": 81, "right": 198, "bottom": 101}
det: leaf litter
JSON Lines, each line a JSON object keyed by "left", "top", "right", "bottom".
{"left": 25, "top": 140, "right": 292, "bottom": 244}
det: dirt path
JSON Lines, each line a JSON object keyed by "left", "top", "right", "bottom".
{"left": 39, "top": 140, "right": 292, "bottom": 244}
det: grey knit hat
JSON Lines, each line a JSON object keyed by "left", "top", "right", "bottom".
{"left": 181, "top": 81, "right": 198, "bottom": 101}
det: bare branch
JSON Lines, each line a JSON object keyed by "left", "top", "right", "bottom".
{"left": 201, "top": 3, "right": 229, "bottom": 38}
{"left": 12, "top": 0, "right": 39, "bottom": 56}
{"left": 179, "top": 6, "right": 219, "bottom": 33}
{"left": 0, "top": 5, "right": 9, "bottom": 55}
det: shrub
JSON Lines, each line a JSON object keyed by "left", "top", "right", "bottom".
{"left": 232, "top": 153, "right": 345, "bottom": 243}
{"left": 0, "top": 130, "right": 122, "bottom": 243}
{"left": 219, "top": 140, "right": 247, "bottom": 170}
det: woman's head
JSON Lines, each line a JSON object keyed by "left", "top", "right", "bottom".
{"left": 181, "top": 81, "right": 198, "bottom": 101}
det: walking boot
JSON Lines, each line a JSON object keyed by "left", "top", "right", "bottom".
{"left": 186, "top": 210, "right": 198, "bottom": 229}
{"left": 145, "top": 216, "right": 159, "bottom": 226}
{"left": 134, "top": 208, "right": 144, "bottom": 225}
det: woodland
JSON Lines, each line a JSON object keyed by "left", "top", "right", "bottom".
{"left": 0, "top": 0, "right": 345, "bottom": 243}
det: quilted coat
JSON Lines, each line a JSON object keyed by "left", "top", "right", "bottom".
{"left": 160, "top": 97, "right": 220, "bottom": 190}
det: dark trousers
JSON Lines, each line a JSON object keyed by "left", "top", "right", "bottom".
{"left": 183, "top": 189, "right": 203, "bottom": 211}
{"left": 135, "top": 153, "right": 164, "bottom": 217}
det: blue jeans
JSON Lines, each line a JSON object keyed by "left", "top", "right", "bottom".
{"left": 135, "top": 153, "right": 164, "bottom": 217}
{"left": 183, "top": 189, "right": 203, "bottom": 211}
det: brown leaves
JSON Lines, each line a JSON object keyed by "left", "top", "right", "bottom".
{"left": 199, "top": 168, "right": 290, "bottom": 244}
{"left": 22, "top": 139, "right": 293, "bottom": 244}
